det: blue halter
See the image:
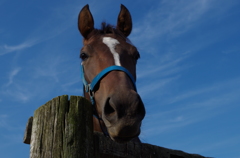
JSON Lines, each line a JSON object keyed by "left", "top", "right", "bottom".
{"left": 81, "top": 65, "right": 137, "bottom": 105}
{"left": 81, "top": 65, "right": 137, "bottom": 136}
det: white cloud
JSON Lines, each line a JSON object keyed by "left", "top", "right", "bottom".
{"left": 222, "top": 46, "right": 240, "bottom": 54}
{"left": 131, "top": 1, "right": 213, "bottom": 101}
{"left": 31, "top": 53, "right": 71, "bottom": 82}
{"left": 0, "top": 114, "right": 18, "bottom": 132}
{"left": 1, "top": 85, "right": 31, "bottom": 103}
{"left": 23, "top": 2, "right": 84, "bottom": 45}
{"left": 130, "top": 0, "right": 238, "bottom": 59}
{"left": 138, "top": 76, "right": 179, "bottom": 99}
{"left": 0, "top": 2, "right": 83, "bottom": 57}
{"left": 131, "top": 0, "right": 211, "bottom": 45}
{"left": 142, "top": 113, "right": 201, "bottom": 136}
{"left": 141, "top": 77, "right": 240, "bottom": 137}
{"left": 195, "top": 135, "right": 240, "bottom": 154}
{"left": 5, "top": 67, "right": 21, "bottom": 87}
{"left": 0, "top": 39, "right": 38, "bottom": 56}
{"left": 168, "top": 77, "right": 240, "bottom": 105}
{"left": 137, "top": 54, "right": 189, "bottom": 79}
{"left": 0, "top": 67, "right": 32, "bottom": 102}
{"left": 133, "top": 2, "right": 240, "bottom": 138}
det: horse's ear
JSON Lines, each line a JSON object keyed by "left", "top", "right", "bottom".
{"left": 117, "top": 4, "right": 132, "bottom": 37}
{"left": 78, "top": 4, "right": 94, "bottom": 39}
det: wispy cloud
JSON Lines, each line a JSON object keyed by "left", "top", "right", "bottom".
{"left": 5, "top": 67, "right": 21, "bottom": 87}
{"left": 136, "top": 51, "right": 191, "bottom": 103}
{"left": 131, "top": 0, "right": 211, "bottom": 46}
{"left": 0, "top": 1, "right": 83, "bottom": 57}
{"left": 142, "top": 104, "right": 214, "bottom": 138}
{"left": 23, "top": 2, "right": 83, "bottom": 44}
{"left": 0, "top": 39, "right": 38, "bottom": 56}
{"left": 133, "top": 0, "right": 237, "bottom": 42}
{"left": 133, "top": 1, "right": 239, "bottom": 146}
{"left": 130, "top": 0, "right": 238, "bottom": 60}
{"left": 0, "top": 52, "right": 81, "bottom": 103}
{"left": 138, "top": 76, "right": 179, "bottom": 99}
{"left": 137, "top": 54, "right": 190, "bottom": 79}
{"left": 0, "top": 2, "right": 86, "bottom": 102}
{"left": 1, "top": 84, "right": 32, "bottom": 103}
{"left": 0, "top": 114, "right": 26, "bottom": 149}
{"left": 168, "top": 77, "right": 240, "bottom": 105}
{"left": 0, "top": 114, "right": 8, "bottom": 128}
{"left": 131, "top": 1, "right": 212, "bottom": 101}
{"left": 222, "top": 46, "right": 240, "bottom": 54}
{"left": 141, "top": 77, "right": 240, "bottom": 137}
{"left": 0, "top": 67, "right": 32, "bottom": 102}
{"left": 195, "top": 135, "right": 240, "bottom": 154}
{"left": 32, "top": 56, "right": 65, "bottom": 82}
{"left": 0, "top": 114, "right": 22, "bottom": 131}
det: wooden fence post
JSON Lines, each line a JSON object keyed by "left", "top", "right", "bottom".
{"left": 24, "top": 95, "right": 94, "bottom": 158}
{"left": 24, "top": 95, "right": 208, "bottom": 158}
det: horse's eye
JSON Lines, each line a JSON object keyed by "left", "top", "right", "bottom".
{"left": 80, "top": 52, "right": 89, "bottom": 61}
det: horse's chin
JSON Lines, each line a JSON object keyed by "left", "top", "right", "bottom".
{"left": 108, "top": 129, "right": 141, "bottom": 143}
{"left": 111, "top": 136, "right": 134, "bottom": 143}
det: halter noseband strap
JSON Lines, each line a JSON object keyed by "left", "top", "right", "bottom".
{"left": 81, "top": 65, "right": 137, "bottom": 100}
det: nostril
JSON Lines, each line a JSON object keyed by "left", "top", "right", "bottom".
{"left": 133, "top": 95, "right": 146, "bottom": 120}
{"left": 104, "top": 98, "right": 115, "bottom": 117}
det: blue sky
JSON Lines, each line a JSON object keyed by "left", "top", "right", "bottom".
{"left": 0, "top": 0, "right": 240, "bottom": 157}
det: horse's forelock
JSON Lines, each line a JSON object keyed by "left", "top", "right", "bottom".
{"left": 86, "top": 22, "right": 126, "bottom": 40}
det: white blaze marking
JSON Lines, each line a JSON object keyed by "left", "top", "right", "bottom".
{"left": 102, "top": 37, "right": 121, "bottom": 66}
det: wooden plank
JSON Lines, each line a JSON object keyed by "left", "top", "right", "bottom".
{"left": 23, "top": 116, "right": 33, "bottom": 144}
{"left": 29, "top": 95, "right": 94, "bottom": 158}
{"left": 93, "top": 132, "right": 207, "bottom": 158}
{"left": 64, "top": 95, "right": 94, "bottom": 158}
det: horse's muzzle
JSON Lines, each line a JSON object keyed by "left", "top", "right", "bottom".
{"left": 102, "top": 90, "right": 145, "bottom": 143}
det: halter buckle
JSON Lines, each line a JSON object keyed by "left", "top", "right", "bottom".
{"left": 85, "top": 84, "right": 91, "bottom": 93}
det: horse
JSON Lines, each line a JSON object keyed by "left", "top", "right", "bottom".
{"left": 78, "top": 4, "right": 145, "bottom": 143}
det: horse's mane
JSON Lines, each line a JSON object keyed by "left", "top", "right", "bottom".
{"left": 88, "top": 22, "right": 126, "bottom": 40}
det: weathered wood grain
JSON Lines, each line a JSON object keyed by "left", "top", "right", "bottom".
{"left": 93, "top": 132, "right": 207, "bottom": 158}
{"left": 29, "top": 95, "right": 93, "bottom": 158}
{"left": 23, "top": 116, "right": 33, "bottom": 144}
{"left": 25, "top": 95, "right": 207, "bottom": 158}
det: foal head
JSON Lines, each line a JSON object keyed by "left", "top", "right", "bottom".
{"left": 78, "top": 4, "right": 145, "bottom": 143}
